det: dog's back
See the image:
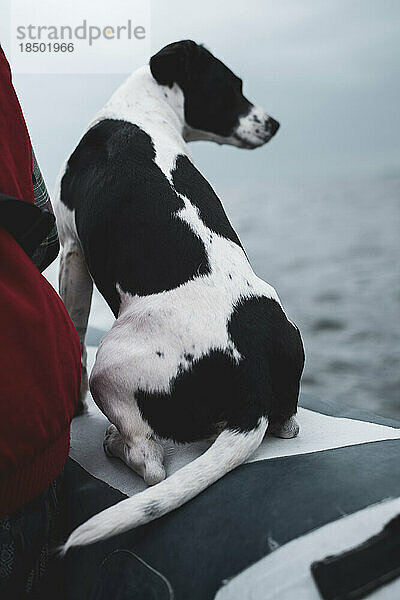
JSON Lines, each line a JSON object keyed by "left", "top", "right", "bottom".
{"left": 61, "top": 119, "right": 212, "bottom": 316}
{"left": 61, "top": 117, "right": 245, "bottom": 315}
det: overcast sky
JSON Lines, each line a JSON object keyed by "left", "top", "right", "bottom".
{"left": 2, "top": 0, "right": 399, "bottom": 192}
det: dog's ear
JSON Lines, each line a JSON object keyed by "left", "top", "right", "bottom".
{"left": 150, "top": 40, "right": 198, "bottom": 88}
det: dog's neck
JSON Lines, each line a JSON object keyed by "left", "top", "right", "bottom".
{"left": 94, "top": 66, "right": 190, "bottom": 178}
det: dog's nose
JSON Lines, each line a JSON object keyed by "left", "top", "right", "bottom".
{"left": 266, "top": 118, "right": 280, "bottom": 136}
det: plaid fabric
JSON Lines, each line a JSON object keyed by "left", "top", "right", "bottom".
{"left": 0, "top": 475, "right": 63, "bottom": 598}
{"left": 31, "top": 149, "right": 59, "bottom": 271}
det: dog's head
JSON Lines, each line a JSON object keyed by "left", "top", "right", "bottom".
{"left": 150, "top": 40, "right": 279, "bottom": 149}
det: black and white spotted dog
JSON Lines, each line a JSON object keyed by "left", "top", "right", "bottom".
{"left": 55, "top": 41, "right": 304, "bottom": 551}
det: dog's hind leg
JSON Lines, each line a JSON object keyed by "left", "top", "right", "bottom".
{"left": 267, "top": 319, "right": 305, "bottom": 440}
{"left": 90, "top": 341, "right": 166, "bottom": 486}
{"left": 268, "top": 416, "right": 299, "bottom": 439}
{"left": 103, "top": 423, "right": 165, "bottom": 486}
{"left": 59, "top": 238, "right": 93, "bottom": 414}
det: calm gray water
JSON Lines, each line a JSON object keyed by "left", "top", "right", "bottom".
{"left": 45, "top": 174, "right": 400, "bottom": 420}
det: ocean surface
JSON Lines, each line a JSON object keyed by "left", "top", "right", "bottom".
{"left": 45, "top": 174, "right": 400, "bottom": 420}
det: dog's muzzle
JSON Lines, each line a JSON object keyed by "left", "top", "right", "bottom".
{"left": 233, "top": 109, "right": 281, "bottom": 148}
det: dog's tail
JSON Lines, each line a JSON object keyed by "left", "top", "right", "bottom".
{"left": 61, "top": 417, "right": 268, "bottom": 552}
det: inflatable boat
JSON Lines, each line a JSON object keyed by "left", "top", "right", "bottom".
{"left": 57, "top": 337, "right": 400, "bottom": 599}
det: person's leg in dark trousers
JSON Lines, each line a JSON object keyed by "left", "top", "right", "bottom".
{"left": 0, "top": 476, "right": 64, "bottom": 600}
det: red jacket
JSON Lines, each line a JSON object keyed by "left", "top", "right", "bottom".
{"left": 0, "top": 47, "right": 80, "bottom": 515}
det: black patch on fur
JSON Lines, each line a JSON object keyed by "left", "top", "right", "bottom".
{"left": 60, "top": 120, "right": 210, "bottom": 316}
{"left": 156, "top": 351, "right": 164, "bottom": 358}
{"left": 143, "top": 501, "right": 162, "bottom": 519}
{"left": 172, "top": 155, "right": 243, "bottom": 248}
{"left": 150, "top": 41, "right": 252, "bottom": 138}
{"left": 137, "top": 349, "right": 241, "bottom": 443}
{"left": 136, "top": 297, "right": 304, "bottom": 442}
